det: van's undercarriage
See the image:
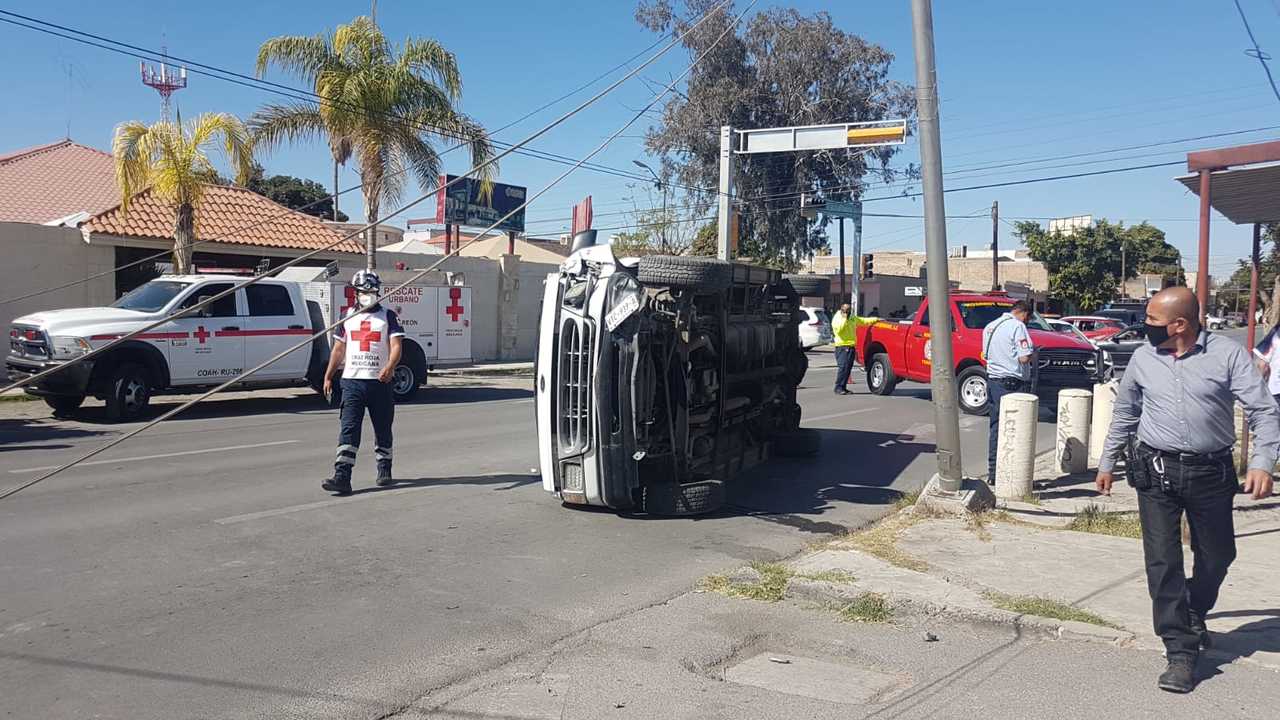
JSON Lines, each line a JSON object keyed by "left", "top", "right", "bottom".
{"left": 537, "top": 250, "right": 816, "bottom": 515}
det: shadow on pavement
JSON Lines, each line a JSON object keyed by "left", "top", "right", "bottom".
{"left": 1201, "top": 610, "right": 1280, "bottom": 678}
{"left": 0, "top": 418, "right": 110, "bottom": 449}
{"left": 347, "top": 473, "right": 540, "bottom": 496}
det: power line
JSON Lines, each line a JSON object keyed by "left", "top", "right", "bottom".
{"left": 0, "top": 29, "right": 678, "bottom": 306}
{"left": 0, "top": 0, "right": 733, "bottom": 398}
{"left": 0, "top": 0, "right": 756, "bottom": 501}
{"left": 1234, "top": 0, "right": 1280, "bottom": 105}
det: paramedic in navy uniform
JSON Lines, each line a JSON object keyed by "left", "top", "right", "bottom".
{"left": 322, "top": 271, "right": 404, "bottom": 494}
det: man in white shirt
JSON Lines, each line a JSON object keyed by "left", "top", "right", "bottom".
{"left": 322, "top": 271, "right": 404, "bottom": 495}
{"left": 981, "top": 300, "right": 1035, "bottom": 485}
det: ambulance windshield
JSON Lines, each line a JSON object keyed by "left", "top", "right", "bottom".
{"left": 112, "top": 280, "right": 192, "bottom": 312}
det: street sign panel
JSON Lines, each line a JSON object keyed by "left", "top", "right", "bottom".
{"left": 435, "top": 175, "right": 527, "bottom": 233}
{"left": 905, "top": 286, "right": 924, "bottom": 296}
{"left": 735, "top": 119, "right": 907, "bottom": 155}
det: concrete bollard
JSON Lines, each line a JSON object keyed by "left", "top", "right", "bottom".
{"left": 1088, "top": 380, "right": 1120, "bottom": 468}
{"left": 1056, "top": 389, "right": 1092, "bottom": 474}
{"left": 995, "top": 392, "right": 1039, "bottom": 500}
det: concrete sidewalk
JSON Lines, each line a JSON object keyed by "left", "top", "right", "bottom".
{"left": 780, "top": 452, "right": 1280, "bottom": 671}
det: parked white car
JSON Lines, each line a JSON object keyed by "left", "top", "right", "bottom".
{"left": 1206, "top": 315, "right": 1229, "bottom": 330}
{"left": 798, "top": 306, "right": 833, "bottom": 349}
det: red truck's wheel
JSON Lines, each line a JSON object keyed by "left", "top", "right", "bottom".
{"left": 866, "top": 353, "right": 898, "bottom": 396}
{"left": 957, "top": 366, "right": 990, "bottom": 415}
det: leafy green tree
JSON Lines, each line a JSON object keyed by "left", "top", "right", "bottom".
{"left": 1218, "top": 223, "right": 1280, "bottom": 320}
{"left": 1016, "top": 219, "right": 1182, "bottom": 313}
{"left": 251, "top": 15, "right": 493, "bottom": 270}
{"left": 244, "top": 164, "right": 349, "bottom": 221}
{"left": 636, "top": 0, "right": 916, "bottom": 269}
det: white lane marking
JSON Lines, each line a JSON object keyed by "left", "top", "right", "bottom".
{"left": 802, "top": 407, "right": 878, "bottom": 424}
{"left": 8, "top": 440, "right": 300, "bottom": 474}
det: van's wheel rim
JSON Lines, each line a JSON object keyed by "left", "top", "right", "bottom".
{"left": 123, "top": 379, "right": 148, "bottom": 412}
{"left": 961, "top": 376, "right": 987, "bottom": 408}
{"left": 870, "top": 362, "right": 885, "bottom": 389}
{"left": 392, "top": 366, "right": 416, "bottom": 395}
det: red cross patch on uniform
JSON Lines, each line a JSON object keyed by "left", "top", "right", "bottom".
{"left": 1019, "top": 338, "right": 1029, "bottom": 349}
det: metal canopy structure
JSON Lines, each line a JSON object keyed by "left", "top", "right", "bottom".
{"left": 1177, "top": 139, "right": 1280, "bottom": 322}
{"left": 1176, "top": 163, "right": 1280, "bottom": 225}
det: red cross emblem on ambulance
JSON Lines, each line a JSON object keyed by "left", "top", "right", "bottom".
{"left": 445, "top": 287, "right": 466, "bottom": 323}
{"left": 194, "top": 325, "right": 210, "bottom": 344}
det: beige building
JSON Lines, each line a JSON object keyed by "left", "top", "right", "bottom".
{"left": 803, "top": 248, "right": 1049, "bottom": 294}
{"left": 323, "top": 221, "right": 405, "bottom": 248}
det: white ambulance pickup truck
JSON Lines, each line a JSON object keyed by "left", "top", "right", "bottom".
{"left": 6, "top": 269, "right": 473, "bottom": 422}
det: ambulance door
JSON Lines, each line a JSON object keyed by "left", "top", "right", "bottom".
{"left": 385, "top": 285, "right": 437, "bottom": 362}
{"left": 169, "top": 283, "right": 246, "bottom": 385}
{"left": 436, "top": 286, "right": 472, "bottom": 362}
{"left": 243, "top": 283, "right": 310, "bottom": 380}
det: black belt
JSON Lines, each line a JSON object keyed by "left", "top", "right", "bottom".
{"left": 1138, "top": 442, "right": 1232, "bottom": 466}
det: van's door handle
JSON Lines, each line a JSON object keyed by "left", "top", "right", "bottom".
{"left": 288, "top": 324, "right": 305, "bottom": 330}
{"left": 221, "top": 325, "right": 240, "bottom": 332}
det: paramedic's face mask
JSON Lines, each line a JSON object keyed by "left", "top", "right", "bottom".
{"left": 358, "top": 291, "right": 378, "bottom": 308}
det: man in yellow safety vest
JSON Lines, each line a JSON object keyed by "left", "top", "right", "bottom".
{"left": 831, "top": 304, "right": 876, "bottom": 395}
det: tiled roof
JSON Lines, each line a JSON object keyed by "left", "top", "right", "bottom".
{"left": 0, "top": 140, "right": 120, "bottom": 224}
{"left": 85, "top": 183, "right": 362, "bottom": 254}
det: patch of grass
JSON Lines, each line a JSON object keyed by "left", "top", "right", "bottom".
{"left": 838, "top": 592, "right": 892, "bottom": 623}
{"left": 893, "top": 490, "right": 921, "bottom": 512}
{"left": 795, "top": 569, "right": 856, "bottom": 585}
{"left": 841, "top": 511, "right": 929, "bottom": 573}
{"left": 964, "top": 511, "right": 993, "bottom": 542}
{"left": 1019, "top": 492, "right": 1042, "bottom": 506}
{"left": 699, "top": 561, "right": 793, "bottom": 602}
{"left": 0, "top": 393, "right": 38, "bottom": 403}
{"left": 1066, "top": 505, "right": 1142, "bottom": 539}
{"left": 984, "top": 591, "right": 1120, "bottom": 629}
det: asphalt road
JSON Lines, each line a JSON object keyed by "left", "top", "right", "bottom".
{"left": 0, "top": 355, "right": 1058, "bottom": 719}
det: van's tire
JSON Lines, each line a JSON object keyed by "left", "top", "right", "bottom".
{"left": 774, "top": 428, "right": 821, "bottom": 457}
{"left": 784, "top": 274, "right": 831, "bottom": 297}
{"left": 957, "top": 366, "right": 990, "bottom": 416}
{"left": 390, "top": 363, "right": 420, "bottom": 401}
{"left": 103, "top": 363, "right": 151, "bottom": 423}
{"left": 44, "top": 394, "right": 85, "bottom": 416}
{"left": 637, "top": 256, "right": 731, "bottom": 292}
{"left": 640, "top": 479, "right": 725, "bottom": 516}
{"left": 866, "top": 353, "right": 898, "bottom": 396}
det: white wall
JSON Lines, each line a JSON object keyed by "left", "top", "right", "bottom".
{"left": 336, "top": 252, "right": 559, "bottom": 362}
{"left": 0, "top": 223, "right": 115, "bottom": 325}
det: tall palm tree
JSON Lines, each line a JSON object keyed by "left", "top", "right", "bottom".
{"left": 251, "top": 16, "right": 494, "bottom": 270}
{"left": 113, "top": 113, "right": 255, "bottom": 275}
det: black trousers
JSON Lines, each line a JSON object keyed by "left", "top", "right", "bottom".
{"left": 834, "top": 346, "right": 855, "bottom": 391}
{"left": 335, "top": 378, "right": 394, "bottom": 474}
{"left": 1135, "top": 454, "right": 1238, "bottom": 659}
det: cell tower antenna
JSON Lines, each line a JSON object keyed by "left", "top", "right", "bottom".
{"left": 140, "top": 47, "right": 187, "bottom": 122}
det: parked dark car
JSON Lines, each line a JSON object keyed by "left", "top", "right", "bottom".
{"left": 1095, "top": 307, "right": 1145, "bottom": 327}
{"left": 1096, "top": 324, "right": 1146, "bottom": 378}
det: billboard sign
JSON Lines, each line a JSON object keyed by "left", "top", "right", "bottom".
{"left": 435, "top": 175, "right": 527, "bottom": 233}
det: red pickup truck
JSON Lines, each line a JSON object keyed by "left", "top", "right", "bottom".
{"left": 857, "top": 294, "right": 1100, "bottom": 415}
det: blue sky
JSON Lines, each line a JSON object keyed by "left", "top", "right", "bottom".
{"left": 2, "top": 1, "right": 1278, "bottom": 280}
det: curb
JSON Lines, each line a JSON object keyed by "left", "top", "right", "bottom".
{"left": 433, "top": 365, "right": 533, "bottom": 378}
{"left": 784, "top": 576, "right": 1136, "bottom": 648}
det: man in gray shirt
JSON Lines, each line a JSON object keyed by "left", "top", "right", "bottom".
{"left": 1097, "top": 287, "right": 1276, "bottom": 693}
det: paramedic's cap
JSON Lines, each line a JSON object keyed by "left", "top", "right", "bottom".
{"left": 351, "top": 270, "right": 381, "bottom": 291}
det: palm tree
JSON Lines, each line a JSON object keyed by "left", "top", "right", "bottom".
{"left": 251, "top": 16, "right": 494, "bottom": 270}
{"left": 113, "top": 113, "right": 255, "bottom": 275}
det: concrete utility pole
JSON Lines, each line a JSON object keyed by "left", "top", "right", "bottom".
{"left": 851, "top": 200, "right": 863, "bottom": 312}
{"left": 911, "top": 0, "right": 964, "bottom": 493}
{"left": 838, "top": 218, "right": 846, "bottom": 307}
{"left": 990, "top": 200, "right": 999, "bottom": 291}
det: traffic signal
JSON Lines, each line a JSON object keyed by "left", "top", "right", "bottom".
{"left": 861, "top": 253, "right": 875, "bottom": 279}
